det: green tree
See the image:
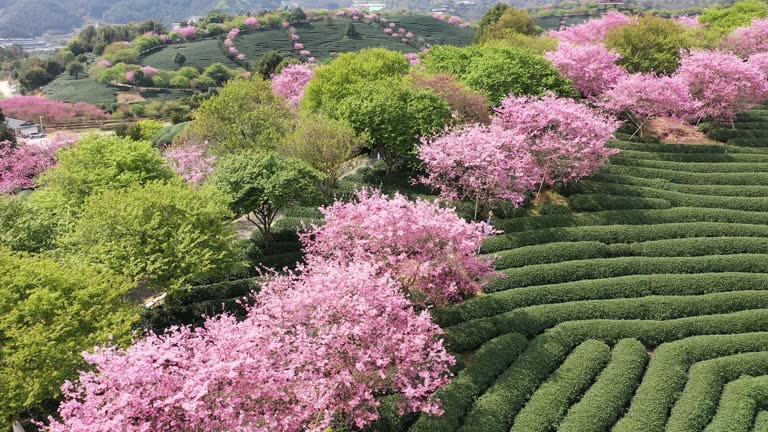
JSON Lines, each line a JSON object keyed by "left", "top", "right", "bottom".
{"left": 280, "top": 113, "right": 363, "bottom": 194}
{"left": 65, "top": 61, "right": 84, "bottom": 79}
{"left": 605, "top": 16, "right": 696, "bottom": 74}
{"left": 289, "top": 7, "right": 307, "bottom": 22}
{"left": 423, "top": 45, "right": 575, "bottom": 105}
{"left": 209, "top": 152, "right": 322, "bottom": 249}
{"left": 177, "top": 66, "right": 199, "bottom": 79}
{"left": 700, "top": 0, "right": 768, "bottom": 32}
{"left": 474, "top": 2, "right": 512, "bottom": 43}
{"left": 253, "top": 50, "right": 284, "bottom": 79}
{"left": 480, "top": 7, "right": 537, "bottom": 42}
{"left": 173, "top": 52, "right": 187, "bottom": 67}
{"left": 61, "top": 181, "right": 241, "bottom": 291}
{"left": 189, "top": 78, "right": 294, "bottom": 154}
{"left": 334, "top": 78, "right": 451, "bottom": 172}
{"left": 0, "top": 249, "right": 136, "bottom": 425}
{"left": 203, "top": 63, "right": 231, "bottom": 85}
{"left": 0, "top": 108, "right": 16, "bottom": 144}
{"left": 170, "top": 75, "right": 191, "bottom": 87}
{"left": 34, "top": 135, "right": 174, "bottom": 214}
{"left": 303, "top": 48, "right": 410, "bottom": 113}
{"left": 345, "top": 21, "right": 360, "bottom": 38}
{"left": 0, "top": 196, "right": 56, "bottom": 252}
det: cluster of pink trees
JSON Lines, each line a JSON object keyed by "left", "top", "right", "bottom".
{"left": 0, "top": 96, "right": 108, "bottom": 123}
{"left": 0, "top": 135, "right": 77, "bottom": 193}
{"left": 164, "top": 141, "right": 217, "bottom": 186}
{"left": 382, "top": 21, "right": 415, "bottom": 44}
{"left": 244, "top": 17, "right": 261, "bottom": 29}
{"left": 45, "top": 187, "right": 496, "bottom": 430}
{"left": 287, "top": 27, "right": 313, "bottom": 61}
{"left": 177, "top": 26, "right": 198, "bottom": 40}
{"left": 223, "top": 28, "right": 247, "bottom": 62}
{"left": 431, "top": 12, "right": 469, "bottom": 28}
{"left": 545, "top": 43, "right": 626, "bottom": 99}
{"left": 549, "top": 11, "right": 634, "bottom": 44}
{"left": 46, "top": 259, "right": 455, "bottom": 432}
{"left": 722, "top": 18, "right": 768, "bottom": 58}
{"left": 271, "top": 64, "right": 314, "bottom": 108}
{"left": 419, "top": 94, "right": 619, "bottom": 214}
{"left": 301, "top": 189, "right": 497, "bottom": 307}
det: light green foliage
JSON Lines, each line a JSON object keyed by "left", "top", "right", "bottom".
{"left": 177, "top": 66, "right": 200, "bottom": 79}
{"left": 423, "top": 45, "right": 575, "bottom": 105}
{"left": 478, "top": 7, "right": 537, "bottom": 43}
{"left": 0, "top": 196, "right": 57, "bottom": 252}
{"left": 202, "top": 62, "right": 231, "bottom": 85}
{"left": 34, "top": 135, "right": 174, "bottom": 214}
{"left": 700, "top": 0, "right": 768, "bottom": 32}
{"left": 474, "top": 3, "right": 512, "bottom": 44}
{"left": 189, "top": 78, "right": 294, "bottom": 154}
{"left": 279, "top": 113, "right": 363, "bottom": 193}
{"left": 133, "top": 119, "right": 165, "bottom": 141}
{"left": 605, "top": 16, "right": 698, "bottom": 74}
{"left": 208, "top": 152, "right": 322, "bottom": 247}
{"left": 61, "top": 181, "right": 241, "bottom": 291}
{"left": 479, "top": 34, "right": 559, "bottom": 54}
{"left": 0, "top": 250, "right": 136, "bottom": 424}
{"left": 302, "top": 48, "right": 410, "bottom": 113}
{"left": 334, "top": 78, "right": 450, "bottom": 172}
{"left": 170, "top": 75, "right": 191, "bottom": 87}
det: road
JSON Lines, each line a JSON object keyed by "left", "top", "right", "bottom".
{"left": 0, "top": 80, "right": 16, "bottom": 98}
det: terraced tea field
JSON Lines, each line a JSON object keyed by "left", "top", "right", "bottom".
{"left": 141, "top": 38, "right": 238, "bottom": 70}
{"left": 403, "top": 108, "right": 768, "bottom": 432}
{"left": 42, "top": 74, "right": 118, "bottom": 107}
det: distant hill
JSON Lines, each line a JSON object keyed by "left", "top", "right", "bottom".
{"left": 0, "top": 0, "right": 282, "bottom": 37}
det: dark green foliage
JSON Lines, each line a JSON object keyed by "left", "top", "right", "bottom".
{"left": 253, "top": 50, "right": 285, "bottom": 80}
{"left": 474, "top": 3, "right": 511, "bottom": 43}
{"left": 0, "top": 109, "right": 16, "bottom": 144}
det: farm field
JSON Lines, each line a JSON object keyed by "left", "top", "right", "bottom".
{"left": 141, "top": 38, "right": 239, "bottom": 70}
{"left": 42, "top": 74, "right": 117, "bottom": 107}
{"left": 160, "top": 107, "right": 768, "bottom": 431}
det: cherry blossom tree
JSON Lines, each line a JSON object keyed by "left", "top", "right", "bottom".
{"left": 418, "top": 124, "right": 538, "bottom": 217}
{"left": 271, "top": 64, "right": 314, "bottom": 108}
{"left": 45, "top": 259, "right": 454, "bottom": 432}
{"left": 164, "top": 141, "right": 216, "bottom": 186}
{"left": 675, "top": 49, "right": 768, "bottom": 123}
{"left": 178, "top": 26, "right": 197, "bottom": 40}
{"left": 244, "top": 17, "right": 260, "bottom": 28}
{"left": 675, "top": 15, "right": 702, "bottom": 28}
{"left": 0, "top": 96, "right": 107, "bottom": 123}
{"left": 545, "top": 43, "right": 627, "bottom": 99}
{"left": 549, "top": 11, "right": 635, "bottom": 45}
{"left": 722, "top": 18, "right": 768, "bottom": 57}
{"left": 493, "top": 94, "right": 620, "bottom": 187}
{"left": 301, "top": 189, "right": 497, "bottom": 306}
{"left": 0, "top": 136, "right": 77, "bottom": 193}
{"left": 599, "top": 73, "right": 700, "bottom": 136}
{"left": 749, "top": 52, "right": 768, "bottom": 77}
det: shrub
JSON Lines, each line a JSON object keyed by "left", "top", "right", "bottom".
{"left": 605, "top": 16, "right": 696, "bottom": 74}
{"left": 0, "top": 96, "right": 107, "bottom": 122}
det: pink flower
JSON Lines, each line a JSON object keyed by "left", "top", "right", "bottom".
{"left": 291, "top": 33, "right": 300, "bottom": 40}
{"left": 549, "top": 11, "right": 634, "bottom": 44}
{"left": 675, "top": 15, "right": 701, "bottom": 28}
{"left": 97, "top": 59, "right": 112, "bottom": 67}
{"left": 722, "top": 18, "right": 768, "bottom": 58}
{"left": 125, "top": 71, "right": 135, "bottom": 82}
{"left": 0, "top": 136, "right": 77, "bottom": 192}
{"left": 141, "top": 66, "right": 158, "bottom": 76}
{"left": 405, "top": 32, "right": 414, "bottom": 38}
{"left": 178, "top": 26, "right": 197, "bottom": 39}
{"left": 384, "top": 28, "right": 393, "bottom": 34}
{"left": 448, "top": 16, "right": 463, "bottom": 25}
{"left": 281, "top": 21, "right": 290, "bottom": 28}
{"left": 293, "top": 42, "right": 304, "bottom": 50}
{"left": 271, "top": 64, "right": 314, "bottom": 108}
{"left": 244, "top": 17, "right": 260, "bottom": 28}
{"left": 164, "top": 142, "right": 216, "bottom": 186}
{"left": 299, "top": 50, "right": 311, "bottom": 56}
{"left": 546, "top": 43, "right": 627, "bottom": 99}
{"left": 389, "top": 22, "right": 396, "bottom": 28}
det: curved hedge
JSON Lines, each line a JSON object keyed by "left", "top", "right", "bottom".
{"left": 509, "top": 340, "right": 610, "bottom": 432}
{"left": 557, "top": 339, "right": 648, "bottom": 432}
{"left": 568, "top": 194, "right": 672, "bottom": 211}
{"left": 610, "top": 157, "right": 768, "bottom": 173}
{"left": 601, "top": 165, "right": 768, "bottom": 185}
{"left": 704, "top": 375, "right": 768, "bottom": 432}
{"left": 588, "top": 173, "right": 768, "bottom": 197}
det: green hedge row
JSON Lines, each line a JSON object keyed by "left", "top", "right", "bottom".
{"left": 510, "top": 340, "right": 610, "bottom": 432}
{"left": 490, "top": 238, "right": 768, "bottom": 270}
{"left": 701, "top": 121, "right": 768, "bottom": 132}
{"left": 491, "top": 207, "right": 768, "bottom": 235}
{"left": 609, "top": 156, "right": 768, "bottom": 173}
{"left": 408, "top": 333, "right": 528, "bottom": 432}
{"left": 557, "top": 339, "right": 648, "bottom": 432}
{"left": 601, "top": 165, "right": 768, "bottom": 185}
{"left": 485, "top": 254, "right": 768, "bottom": 292}
{"left": 727, "top": 138, "right": 768, "bottom": 147}
{"left": 703, "top": 375, "right": 768, "bottom": 432}
{"left": 573, "top": 181, "right": 768, "bottom": 212}
{"left": 614, "top": 332, "right": 768, "bottom": 432}
{"left": 460, "top": 310, "right": 768, "bottom": 432}
{"left": 434, "top": 272, "right": 768, "bottom": 327}
{"left": 568, "top": 194, "right": 672, "bottom": 211}
{"left": 484, "top": 222, "right": 768, "bottom": 253}
{"left": 617, "top": 149, "right": 768, "bottom": 163}
{"left": 608, "top": 140, "right": 768, "bottom": 155}
{"left": 754, "top": 410, "right": 768, "bottom": 431}
{"left": 666, "top": 351, "right": 768, "bottom": 432}
{"left": 707, "top": 128, "right": 768, "bottom": 142}
{"left": 445, "top": 289, "right": 768, "bottom": 352}
{"left": 736, "top": 110, "right": 768, "bottom": 121}
{"left": 283, "top": 206, "right": 324, "bottom": 219}
{"left": 588, "top": 173, "right": 768, "bottom": 197}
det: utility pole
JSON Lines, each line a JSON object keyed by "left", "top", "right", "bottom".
{"left": 39, "top": 115, "right": 44, "bottom": 134}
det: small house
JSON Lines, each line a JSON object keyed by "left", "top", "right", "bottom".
{"left": 4, "top": 118, "right": 40, "bottom": 138}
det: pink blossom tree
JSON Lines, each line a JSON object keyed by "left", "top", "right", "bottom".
{"left": 0, "top": 96, "right": 107, "bottom": 123}
{"left": 675, "top": 15, "right": 701, "bottom": 28}
{"left": 45, "top": 259, "right": 454, "bottom": 432}
{"left": 0, "top": 136, "right": 77, "bottom": 193}
{"left": 549, "top": 11, "right": 635, "bottom": 44}
{"left": 244, "top": 17, "right": 260, "bottom": 28}
{"left": 271, "top": 64, "right": 314, "bottom": 108}
{"left": 418, "top": 124, "right": 538, "bottom": 217}
{"left": 164, "top": 142, "right": 216, "bottom": 186}
{"left": 722, "top": 18, "right": 768, "bottom": 58}
{"left": 675, "top": 49, "right": 768, "bottom": 123}
{"left": 749, "top": 52, "right": 768, "bottom": 78}
{"left": 141, "top": 66, "right": 158, "bottom": 76}
{"left": 177, "top": 26, "right": 197, "bottom": 39}
{"left": 545, "top": 43, "right": 627, "bottom": 99}
{"left": 493, "top": 94, "right": 620, "bottom": 187}
{"left": 301, "top": 189, "right": 497, "bottom": 306}
{"left": 599, "top": 73, "right": 700, "bottom": 136}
